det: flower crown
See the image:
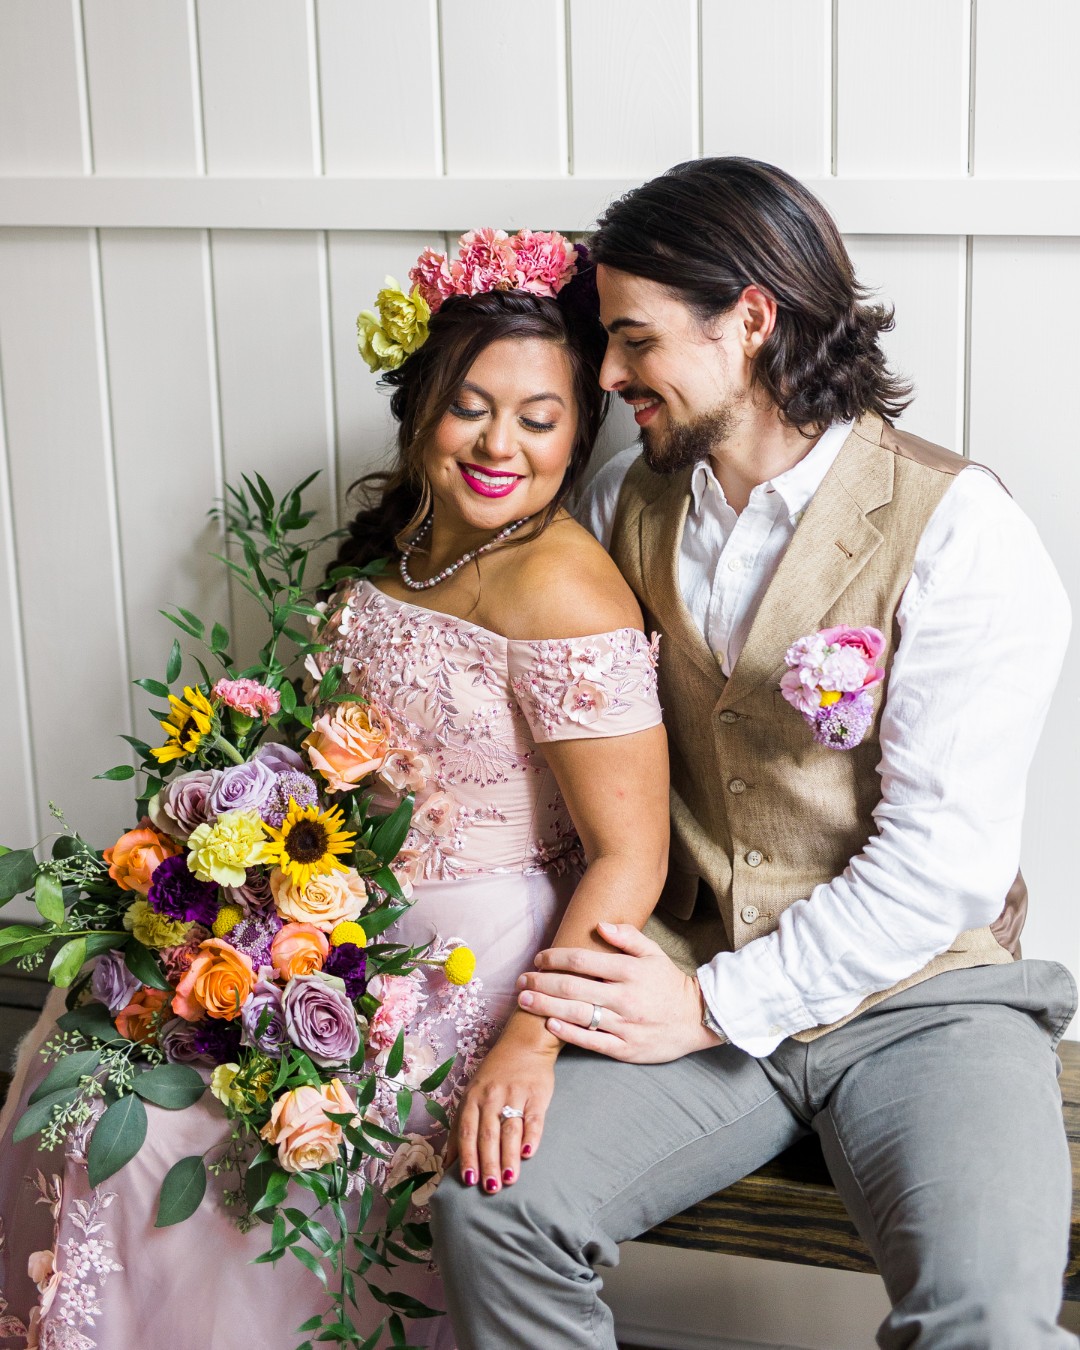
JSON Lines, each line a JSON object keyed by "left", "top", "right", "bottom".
{"left": 356, "top": 227, "right": 580, "bottom": 374}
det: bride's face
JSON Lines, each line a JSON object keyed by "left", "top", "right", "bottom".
{"left": 424, "top": 336, "right": 579, "bottom": 534}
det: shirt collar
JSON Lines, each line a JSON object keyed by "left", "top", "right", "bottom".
{"left": 690, "top": 420, "right": 855, "bottom": 521}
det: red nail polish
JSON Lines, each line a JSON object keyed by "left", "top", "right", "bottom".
{"left": 485, "top": 1177, "right": 498, "bottom": 1193}
{"left": 521, "top": 1144, "right": 532, "bottom": 1158}
{"left": 463, "top": 1169, "right": 476, "bottom": 1186}
{"left": 503, "top": 1168, "right": 514, "bottom": 1183}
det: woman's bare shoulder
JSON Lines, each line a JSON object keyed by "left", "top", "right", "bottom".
{"left": 493, "top": 515, "right": 644, "bottom": 641}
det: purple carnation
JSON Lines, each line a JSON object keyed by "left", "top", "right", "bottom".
{"left": 263, "top": 771, "right": 319, "bottom": 829}
{"left": 222, "top": 869, "right": 275, "bottom": 913}
{"left": 228, "top": 910, "right": 283, "bottom": 969}
{"left": 813, "top": 691, "right": 875, "bottom": 751}
{"left": 324, "top": 943, "right": 368, "bottom": 1001}
{"left": 283, "top": 973, "right": 361, "bottom": 1067}
{"left": 91, "top": 948, "right": 141, "bottom": 1015}
{"left": 253, "top": 742, "right": 306, "bottom": 776}
{"left": 240, "top": 974, "right": 289, "bottom": 1058}
{"left": 159, "top": 1016, "right": 207, "bottom": 1065}
{"left": 148, "top": 854, "right": 220, "bottom": 927}
{"left": 191, "top": 1018, "right": 242, "bottom": 1064}
{"left": 153, "top": 769, "right": 221, "bottom": 839}
{"left": 206, "top": 758, "right": 277, "bottom": 819}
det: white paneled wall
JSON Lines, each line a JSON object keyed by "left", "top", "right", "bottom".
{"left": 2, "top": 4, "right": 1078, "bottom": 1348}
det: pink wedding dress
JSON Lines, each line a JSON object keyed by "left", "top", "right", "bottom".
{"left": 0, "top": 579, "right": 661, "bottom": 1350}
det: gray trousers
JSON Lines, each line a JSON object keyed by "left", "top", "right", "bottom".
{"left": 430, "top": 960, "right": 1078, "bottom": 1349}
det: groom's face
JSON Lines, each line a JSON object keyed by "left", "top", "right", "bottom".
{"left": 597, "top": 265, "right": 750, "bottom": 474}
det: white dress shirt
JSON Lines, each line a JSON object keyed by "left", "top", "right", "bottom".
{"left": 579, "top": 429, "right": 1071, "bottom": 1056}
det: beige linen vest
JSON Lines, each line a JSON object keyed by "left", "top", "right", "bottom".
{"left": 610, "top": 412, "right": 1025, "bottom": 1042}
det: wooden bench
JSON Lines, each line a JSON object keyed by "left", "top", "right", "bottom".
{"left": 641, "top": 1039, "right": 1080, "bottom": 1300}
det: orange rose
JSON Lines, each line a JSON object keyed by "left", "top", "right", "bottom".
{"left": 172, "top": 938, "right": 256, "bottom": 1022}
{"left": 270, "top": 922, "right": 329, "bottom": 980}
{"left": 302, "top": 703, "right": 390, "bottom": 794}
{"left": 270, "top": 867, "right": 366, "bottom": 932}
{"left": 115, "top": 986, "right": 171, "bottom": 1043}
{"left": 260, "top": 1078, "right": 357, "bottom": 1173}
{"left": 103, "top": 822, "right": 180, "bottom": 895}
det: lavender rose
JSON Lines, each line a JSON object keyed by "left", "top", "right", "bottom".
{"left": 222, "top": 869, "right": 275, "bottom": 913}
{"left": 159, "top": 1016, "right": 207, "bottom": 1064}
{"left": 240, "top": 972, "right": 289, "bottom": 1058}
{"left": 149, "top": 769, "right": 221, "bottom": 840}
{"left": 283, "top": 972, "right": 361, "bottom": 1067}
{"left": 148, "top": 854, "right": 219, "bottom": 927}
{"left": 91, "top": 948, "right": 140, "bottom": 1015}
{"left": 206, "top": 758, "right": 277, "bottom": 819}
{"left": 253, "top": 742, "right": 306, "bottom": 777}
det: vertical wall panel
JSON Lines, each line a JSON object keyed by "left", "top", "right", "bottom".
{"left": 570, "top": 0, "right": 697, "bottom": 176}
{"left": 968, "top": 236, "right": 1080, "bottom": 995}
{"left": 317, "top": 0, "right": 441, "bottom": 175}
{"left": 440, "top": 0, "right": 566, "bottom": 176}
{"left": 98, "top": 229, "right": 226, "bottom": 743}
{"left": 700, "top": 0, "right": 830, "bottom": 175}
{"left": 836, "top": 0, "right": 969, "bottom": 175}
{"left": 0, "top": 230, "right": 133, "bottom": 845}
{"left": 197, "top": 0, "right": 320, "bottom": 173}
{"left": 843, "top": 235, "right": 967, "bottom": 449}
{"left": 82, "top": 0, "right": 201, "bottom": 175}
{"left": 0, "top": 0, "right": 88, "bottom": 172}
{"left": 974, "top": 0, "right": 1080, "bottom": 175}
{"left": 210, "top": 230, "right": 336, "bottom": 663}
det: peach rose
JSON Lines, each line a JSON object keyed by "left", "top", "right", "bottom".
{"left": 259, "top": 1078, "right": 357, "bottom": 1173}
{"left": 270, "top": 922, "right": 329, "bottom": 980}
{"left": 114, "top": 986, "right": 171, "bottom": 1043}
{"left": 172, "top": 938, "right": 256, "bottom": 1022}
{"left": 303, "top": 703, "right": 391, "bottom": 793}
{"left": 103, "top": 822, "right": 180, "bottom": 895}
{"left": 270, "top": 867, "right": 366, "bottom": 932}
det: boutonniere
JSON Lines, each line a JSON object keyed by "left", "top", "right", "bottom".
{"left": 780, "top": 625, "right": 886, "bottom": 750}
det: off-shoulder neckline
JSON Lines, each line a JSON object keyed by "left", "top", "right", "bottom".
{"left": 353, "top": 579, "right": 646, "bottom": 649}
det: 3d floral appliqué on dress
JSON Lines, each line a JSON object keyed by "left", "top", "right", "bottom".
{"left": 0, "top": 579, "right": 661, "bottom": 1350}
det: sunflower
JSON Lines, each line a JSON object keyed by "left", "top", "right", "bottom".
{"left": 151, "top": 685, "right": 216, "bottom": 764}
{"left": 262, "top": 799, "right": 357, "bottom": 890}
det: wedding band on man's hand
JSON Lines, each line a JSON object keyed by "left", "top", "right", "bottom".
{"left": 587, "top": 1004, "right": 604, "bottom": 1031}
{"left": 499, "top": 1105, "right": 525, "bottom": 1121}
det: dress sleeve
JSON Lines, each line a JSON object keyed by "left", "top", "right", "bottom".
{"left": 507, "top": 628, "right": 663, "bottom": 743}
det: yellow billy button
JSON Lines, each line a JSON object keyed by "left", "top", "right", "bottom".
{"left": 330, "top": 920, "right": 367, "bottom": 948}
{"left": 444, "top": 946, "right": 477, "bottom": 986}
{"left": 211, "top": 903, "right": 245, "bottom": 937}
{"left": 819, "top": 689, "right": 843, "bottom": 707}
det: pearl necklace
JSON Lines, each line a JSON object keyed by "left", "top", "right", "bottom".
{"left": 399, "top": 514, "right": 534, "bottom": 590}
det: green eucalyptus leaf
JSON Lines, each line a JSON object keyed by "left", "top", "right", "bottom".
{"left": 133, "top": 1063, "right": 206, "bottom": 1110}
{"left": 28, "top": 1049, "right": 101, "bottom": 1105}
{"left": 48, "top": 936, "right": 87, "bottom": 987}
{"left": 251, "top": 1167, "right": 290, "bottom": 1215}
{"left": 82, "top": 931, "right": 124, "bottom": 960}
{"left": 12, "top": 1087, "right": 77, "bottom": 1143}
{"left": 87, "top": 1094, "right": 148, "bottom": 1186}
{"left": 34, "top": 871, "right": 66, "bottom": 924}
{"left": 123, "top": 940, "right": 171, "bottom": 992}
{"left": 155, "top": 1154, "right": 207, "bottom": 1227}
{"left": 0, "top": 924, "right": 55, "bottom": 966}
{"left": 0, "top": 848, "right": 39, "bottom": 902}
{"left": 56, "top": 1002, "right": 124, "bottom": 1043}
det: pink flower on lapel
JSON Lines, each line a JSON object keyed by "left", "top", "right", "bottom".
{"left": 781, "top": 625, "right": 885, "bottom": 751}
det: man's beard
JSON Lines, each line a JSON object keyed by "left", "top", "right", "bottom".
{"left": 639, "top": 404, "right": 735, "bottom": 475}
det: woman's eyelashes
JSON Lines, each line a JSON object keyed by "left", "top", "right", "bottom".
{"left": 449, "top": 404, "right": 556, "bottom": 433}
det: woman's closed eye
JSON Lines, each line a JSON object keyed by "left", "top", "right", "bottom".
{"left": 450, "top": 403, "right": 487, "bottom": 421}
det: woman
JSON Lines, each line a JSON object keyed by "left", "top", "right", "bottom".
{"left": 0, "top": 230, "right": 669, "bottom": 1349}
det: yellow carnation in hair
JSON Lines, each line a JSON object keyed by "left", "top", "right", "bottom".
{"left": 330, "top": 921, "right": 367, "bottom": 949}
{"left": 212, "top": 904, "right": 245, "bottom": 938}
{"left": 444, "top": 946, "right": 476, "bottom": 986}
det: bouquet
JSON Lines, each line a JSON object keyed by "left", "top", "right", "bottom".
{"left": 0, "top": 474, "right": 474, "bottom": 1349}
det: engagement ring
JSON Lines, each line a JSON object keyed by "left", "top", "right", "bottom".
{"left": 499, "top": 1106, "right": 525, "bottom": 1121}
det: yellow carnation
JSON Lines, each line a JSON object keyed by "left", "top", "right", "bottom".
{"left": 356, "top": 277, "right": 430, "bottom": 373}
{"left": 123, "top": 899, "right": 192, "bottom": 950}
{"left": 444, "top": 946, "right": 476, "bottom": 986}
{"left": 187, "top": 810, "right": 270, "bottom": 887}
{"left": 210, "top": 1063, "right": 245, "bottom": 1112}
{"left": 330, "top": 921, "right": 367, "bottom": 948}
{"left": 212, "top": 903, "right": 245, "bottom": 937}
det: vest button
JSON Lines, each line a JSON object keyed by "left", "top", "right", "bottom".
{"left": 745, "top": 849, "right": 764, "bottom": 867}
{"left": 740, "top": 905, "right": 760, "bottom": 924}
{"left": 728, "top": 778, "right": 747, "bottom": 794}
{"left": 718, "top": 710, "right": 738, "bottom": 724}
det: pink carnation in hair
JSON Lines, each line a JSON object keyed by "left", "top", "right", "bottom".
{"left": 510, "top": 229, "right": 577, "bottom": 296}
{"left": 212, "top": 677, "right": 280, "bottom": 723}
{"left": 409, "top": 247, "right": 457, "bottom": 314}
{"left": 454, "top": 227, "right": 521, "bottom": 296}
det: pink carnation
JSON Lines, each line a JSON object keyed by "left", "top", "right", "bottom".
{"left": 409, "top": 247, "right": 457, "bottom": 314}
{"left": 367, "top": 974, "right": 424, "bottom": 1052}
{"left": 509, "top": 229, "right": 577, "bottom": 296}
{"left": 212, "top": 677, "right": 280, "bottom": 723}
{"left": 454, "top": 227, "right": 521, "bottom": 296}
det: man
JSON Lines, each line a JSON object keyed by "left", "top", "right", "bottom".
{"left": 430, "top": 158, "right": 1076, "bottom": 1348}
